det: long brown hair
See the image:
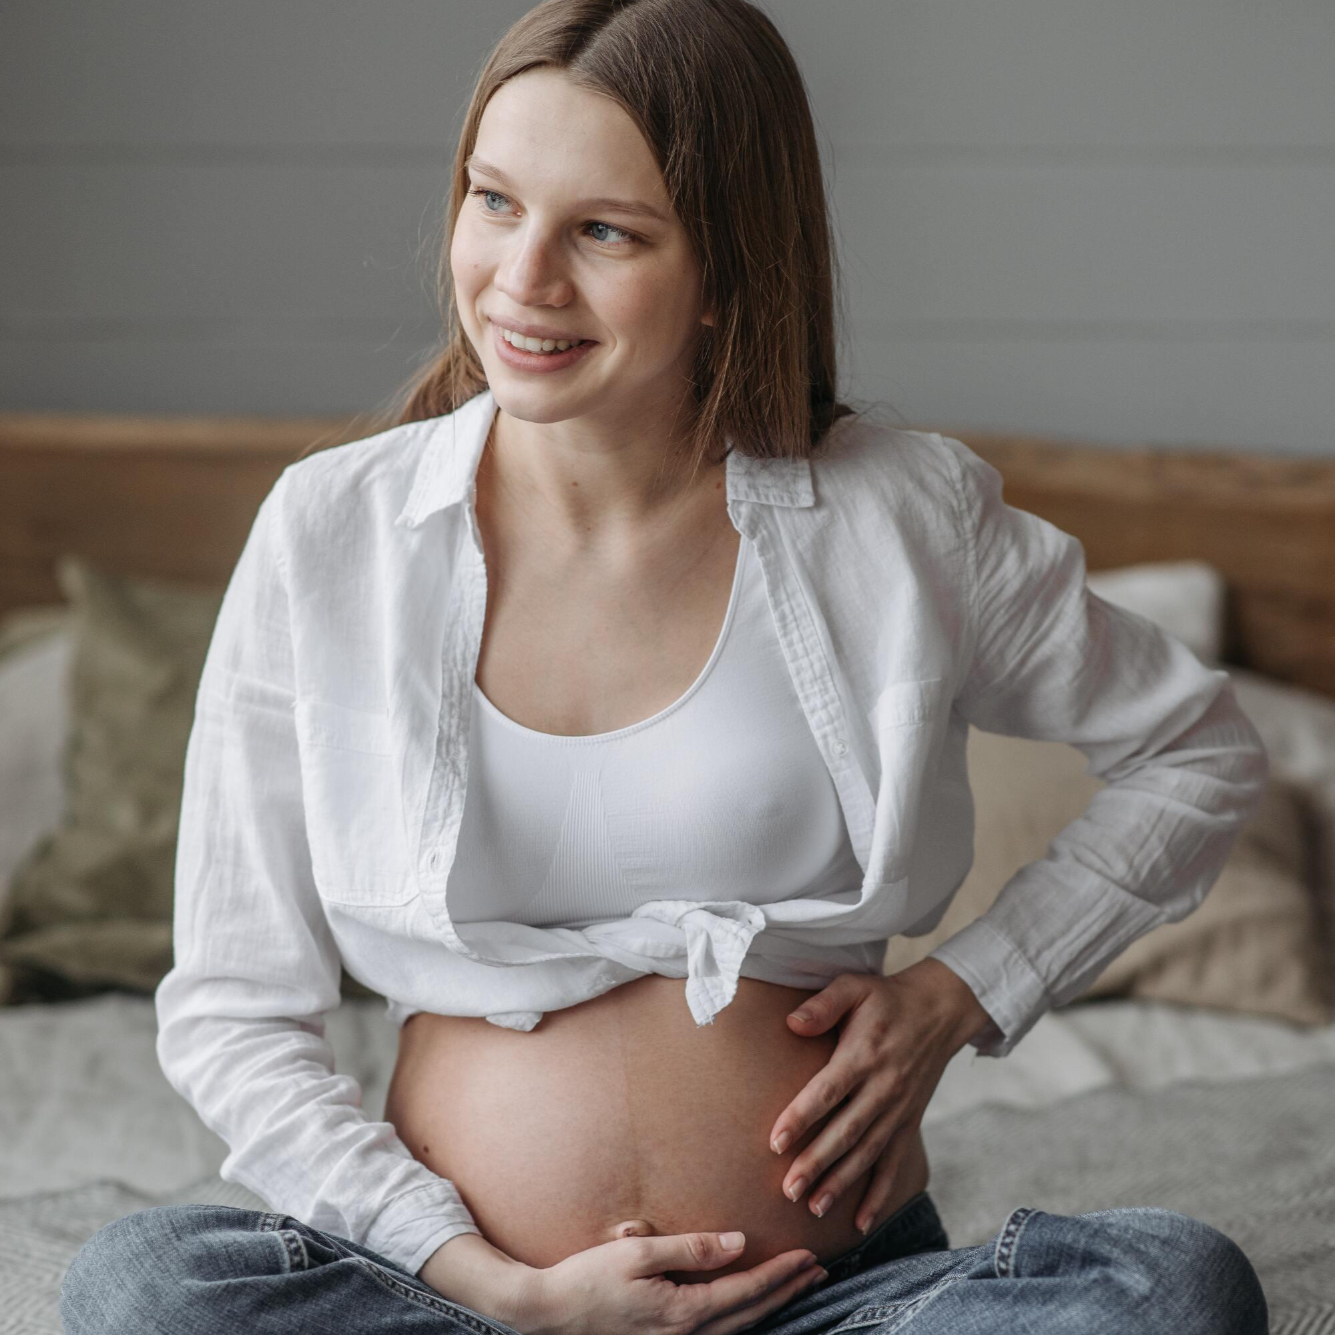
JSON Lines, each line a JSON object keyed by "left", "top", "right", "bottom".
{"left": 364, "top": 0, "right": 881, "bottom": 473}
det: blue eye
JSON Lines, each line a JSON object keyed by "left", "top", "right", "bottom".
{"left": 466, "top": 187, "right": 638, "bottom": 249}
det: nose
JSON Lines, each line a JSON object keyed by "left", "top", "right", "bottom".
{"left": 495, "top": 232, "right": 573, "bottom": 310}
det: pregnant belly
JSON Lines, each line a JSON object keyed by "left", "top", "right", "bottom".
{"left": 383, "top": 973, "right": 930, "bottom": 1283}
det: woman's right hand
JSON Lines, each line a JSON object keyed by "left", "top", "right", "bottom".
{"left": 509, "top": 1222, "right": 830, "bottom": 1335}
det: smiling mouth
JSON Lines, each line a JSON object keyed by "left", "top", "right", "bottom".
{"left": 494, "top": 322, "right": 593, "bottom": 353}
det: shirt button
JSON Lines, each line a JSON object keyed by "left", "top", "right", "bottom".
{"left": 832, "top": 737, "right": 848, "bottom": 758}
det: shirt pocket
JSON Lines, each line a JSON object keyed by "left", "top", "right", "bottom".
{"left": 868, "top": 676, "right": 952, "bottom": 884}
{"left": 293, "top": 698, "right": 417, "bottom": 908}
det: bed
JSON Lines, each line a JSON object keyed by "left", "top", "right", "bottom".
{"left": 2, "top": 410, "right": 1334, "bottom": 1334}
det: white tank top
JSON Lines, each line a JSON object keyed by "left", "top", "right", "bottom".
{"left": 447, "top": 532, "right": 866, "bottom": 942}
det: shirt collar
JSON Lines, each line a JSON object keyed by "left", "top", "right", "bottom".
{"left": 394, "top": 387, "right": 813, "bottom": 530}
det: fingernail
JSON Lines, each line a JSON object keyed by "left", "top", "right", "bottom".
{"left": 857, "top": 1216, "right": 870, "bottom": 1235}
{"left": 791, "top": 1009, "right": 812, "bottom": 1023}
{"left": 811, "top": 1193, "right": 833, "bottom": 1218}
{"left": 786, "top": 1176, "right": 808, "bottom": 1202}
{"left": 719, "top": 1231, "right": 745, "bottom": 1250}
{"left": 772, "top": 1131, "right": 791, "bottom": 1155}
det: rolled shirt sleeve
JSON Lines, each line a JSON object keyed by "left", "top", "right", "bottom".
{"left": 153, "top": 469, "right": 481, "bottom": 1275}
{"left": 925, "top": 435, "right": 1271, "bottom": 1058}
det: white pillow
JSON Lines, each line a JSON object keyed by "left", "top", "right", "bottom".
{"left": 1082, "top": 558, "right": 1335, "bottom": 818}
{"left": 1087, "top": 559, "right": 1226, "bottom": 665}
{"left": 1227, "top": 668, "right": 1335, "bottom": 936}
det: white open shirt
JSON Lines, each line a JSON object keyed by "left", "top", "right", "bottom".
{"left": 154, "top": 387, "right": 1269, "bottom": 1273}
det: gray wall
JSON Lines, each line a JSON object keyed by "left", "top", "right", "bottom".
{"left": 3, "top": 1, "right": 1332, "bottom": 455}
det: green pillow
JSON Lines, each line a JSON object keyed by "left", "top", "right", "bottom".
{"left": 0, "top": 603, "right": 72, "bottom": 663}
{"left": 0, "top": 554, "right": 381, "bottom": 1006}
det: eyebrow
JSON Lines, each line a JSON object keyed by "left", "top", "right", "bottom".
{"left": 465, "top": 155, "right": 670, "bottom": 224}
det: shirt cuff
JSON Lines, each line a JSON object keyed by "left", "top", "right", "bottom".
{"left": 362, "top": 1178, "right": 483, "bottom": 1276}
{"left": 926, "top": 917, "right": 1050, "bottom": 1058}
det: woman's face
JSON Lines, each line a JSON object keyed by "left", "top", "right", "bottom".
{"left": 451, "top": 68, "right": 714, "bottom": 430}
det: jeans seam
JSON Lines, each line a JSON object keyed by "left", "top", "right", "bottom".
{"left": 350, "top": 1255, "right": 515, "bottom": 1335}
{"left": 994, "top": 1205, "right": 1039, "bottom": 1278}
{"left": 833, "top": 1272, "right": 967, "bottom": 1334}
{"left": 883, "top": 1273, "right": 969, "bottom": 1334}
{"left": 254, "top": 1211, "right": 308, "bottom": 1273}
{"left": 278, "top": 1228, "right": 310, "bottom": 1272}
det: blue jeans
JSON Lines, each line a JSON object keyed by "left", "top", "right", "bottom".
{"left": 60, "top": 1190, "right": 1268, "bottom": 1333}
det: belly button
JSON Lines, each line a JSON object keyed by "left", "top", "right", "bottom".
{"left": 612, "top": 1219, "right": 656, "bottom": 1241}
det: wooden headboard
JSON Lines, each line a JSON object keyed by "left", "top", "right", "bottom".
{"left": 2, "top": 412, "right": 1333, "bottom": 701}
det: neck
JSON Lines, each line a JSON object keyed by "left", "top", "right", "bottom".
{"left": 481, "top": 410, "right": 726, "bottom": 544}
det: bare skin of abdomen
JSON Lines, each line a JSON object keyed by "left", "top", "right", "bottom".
{"left": 383, "top": 972, "right": 930, "bottom": 1284}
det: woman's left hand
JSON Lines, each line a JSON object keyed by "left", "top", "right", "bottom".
{"left": 767, "top": 957, "right": 996, "bottom": 1236}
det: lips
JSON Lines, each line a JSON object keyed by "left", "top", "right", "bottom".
{"left": 490, "top": 319, "right": 599, "bottom": 370}
{"left": 489, "top": 317, "right": 594, "bottom": 344}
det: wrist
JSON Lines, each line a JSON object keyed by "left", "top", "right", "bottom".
{"left": 506, "top": 1263, "right": 561, "bottom": 1335}
{"left": 417, "top": 1231, "right": 536, "bottom": 1329}
{"left": 907, "top": 956, "right": 996, "bottom": 1051}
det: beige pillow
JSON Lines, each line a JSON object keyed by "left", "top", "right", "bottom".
{"left": 882, "top": 725, "right": 1332, "bottom": 1028}
{"left": 0, "top": 555, "right": 377, "bottom": 1006}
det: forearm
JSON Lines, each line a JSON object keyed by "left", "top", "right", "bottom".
{"left": 417, "top": 1231, "right": 536, "bottom": 1328}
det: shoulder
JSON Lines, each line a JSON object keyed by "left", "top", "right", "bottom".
{"left": 269, "top": 416, "right": 440, "bottom": 541}
{"left": 797, "top": 414, "right": 979, "bottom": 675}
{"left": 809, "top": 412, "right": 977, "bottom": 533}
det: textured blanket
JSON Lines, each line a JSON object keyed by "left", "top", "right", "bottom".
{"left": 925, "top": 1062, "right": 1335, "bottom": 1334}
{"left": 4, "top": 1062, "right": 1332, "bottom": 1334}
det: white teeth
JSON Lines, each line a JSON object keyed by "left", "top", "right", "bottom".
{"left": 499, "top": 326, "right": 584, "bottom": 353}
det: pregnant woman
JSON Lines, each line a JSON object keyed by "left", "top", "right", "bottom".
{"left": 63, "top": 2, "right": 1270, "bottom": 1332}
